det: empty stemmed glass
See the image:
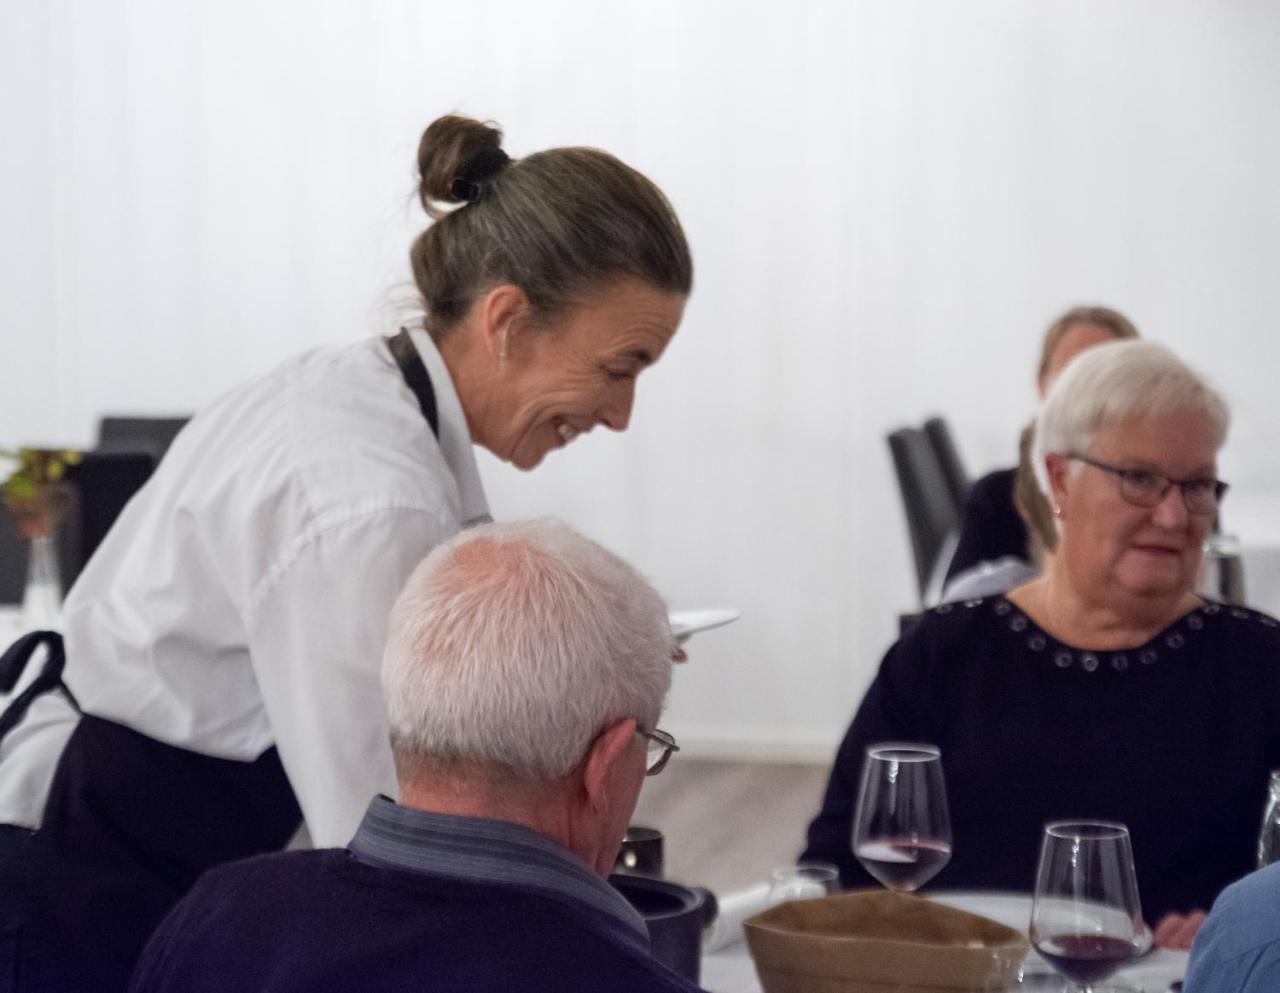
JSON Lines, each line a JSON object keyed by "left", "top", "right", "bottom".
{"left": 852, "top": 743, "right": 952, "bottom": 892}
{"left": 1031, "top": 821, "right": 1145, "bottom": 993}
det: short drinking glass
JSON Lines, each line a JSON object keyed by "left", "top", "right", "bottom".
{"left": 766, "top": 863, "right": 839, "bottom": 906}
{"left": 852, "top": 743, "right": 952, "bottom": 892}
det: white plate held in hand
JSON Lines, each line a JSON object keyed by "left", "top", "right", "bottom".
{"left": 668, "top": 609, "right": 740, "bottom": 644}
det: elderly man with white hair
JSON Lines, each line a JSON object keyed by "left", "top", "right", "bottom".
{"left": 805, "top": 340, "right": 1280, "bottom": 950}
{"left": 129, "top": 519, "right": 703, "bottom": 993}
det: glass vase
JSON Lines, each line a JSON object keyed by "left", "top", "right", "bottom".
{"left": 21, "top": 532, "right": 63, "bottom": 631}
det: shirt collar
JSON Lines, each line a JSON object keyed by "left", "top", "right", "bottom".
{"left": 348, "top": 795, "right": 647, "bottom": 944}
{"left": 407, "top": 328, "right": 491, "bottom": 528}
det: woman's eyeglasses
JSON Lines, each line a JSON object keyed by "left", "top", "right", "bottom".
{"left": 1068, "top": 453, "right": 1228, "bottom": 515}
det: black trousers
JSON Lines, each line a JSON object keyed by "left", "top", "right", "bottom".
{"left": 0, "top": 715, "right": 300, "bottom": 992}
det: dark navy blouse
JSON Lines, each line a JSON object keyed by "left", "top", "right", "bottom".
{"left": 804, "top": 596, "right": 1280, "bottom": 922}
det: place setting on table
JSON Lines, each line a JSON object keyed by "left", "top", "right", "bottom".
{"left": 691, "top": 743, "right": 1192, "bottom": 993}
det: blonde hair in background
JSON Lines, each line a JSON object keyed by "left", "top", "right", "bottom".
{"left": 1036, "top": 305, "right": 1140, "bottom": 386}
{"left": 1019, "top": 304, "right": 1143, "bottom": 551}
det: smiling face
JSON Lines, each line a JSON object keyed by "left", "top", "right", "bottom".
{"left": 479, "top": 279, "right": 685, "bottom": 470}
{"left": 1050, "top": 410, "right": 1219, "bottom": 603}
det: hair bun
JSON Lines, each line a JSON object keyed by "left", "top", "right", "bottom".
{"left": 417, "top": 115, "right": 508, "bottom": 218}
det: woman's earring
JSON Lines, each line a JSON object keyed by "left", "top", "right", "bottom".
{"left": 1053, "top": 503, "right": 1062, "bottom": 517}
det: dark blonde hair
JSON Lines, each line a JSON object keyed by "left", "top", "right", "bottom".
{"left": 1036, "top": 305, "right": 1140, "bottom": 386}
{"left": 409, "top": 115, "right": 693, "bottom": 335}
{"left": 1014, "top": 424, "right": 1058, "bottom": 556}
{"left": 1022, "top": 305, "right": 1140, "bottom": 553}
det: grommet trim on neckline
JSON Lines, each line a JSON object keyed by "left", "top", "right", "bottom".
{"left": 990, "top": 598, "right": 1238, "bottom": 675}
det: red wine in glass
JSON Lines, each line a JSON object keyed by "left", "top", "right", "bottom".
{"left": 852, "top": 744, "right": 952, "bottom": 892}
{"left": 1031, "top": 821, "right": 1145, "bottom": 993}
{"left": 1036, "top": 933, "right": 1141, "bottom": 986}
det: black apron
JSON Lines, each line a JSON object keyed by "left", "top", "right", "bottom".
{"left": 0, "top": 328, "right": 439, "bottom": 992}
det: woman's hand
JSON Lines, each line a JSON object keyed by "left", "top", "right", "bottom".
{"left": 1153, "top": 910, "right": 1207, "bottom": 949}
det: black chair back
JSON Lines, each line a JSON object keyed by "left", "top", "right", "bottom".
{"left": 67, "top": 452, "right": 157, "bottom": 574}
{"left": 887, "top": 426, "right": 963, "bottom": 604}
{"left": 96, "top": 416, "right": 190, "bottom": 461}
{"left": 0, "top": 505, "right": 22, "bottom": 604}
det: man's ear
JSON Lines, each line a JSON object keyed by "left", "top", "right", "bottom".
{"left": 582, "top": 718, "right": 638, "bottom": 812}
{"left": 475, "top": 284, "right": 531, "bottom": 360}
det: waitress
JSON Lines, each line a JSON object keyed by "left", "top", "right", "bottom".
{"left": 0, "top": 114, "right": 692, "bottom": 991}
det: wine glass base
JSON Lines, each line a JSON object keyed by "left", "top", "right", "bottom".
{"left": 1014, "top": 977, "right": 1142, "bottom": 993}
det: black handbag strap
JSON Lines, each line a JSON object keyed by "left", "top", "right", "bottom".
{"left": 387, "top": 327, "right": 439, "bottom": 440}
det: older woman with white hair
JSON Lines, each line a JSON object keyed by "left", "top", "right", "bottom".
{"left": 805, "top": 340, "right": 1280, "bottom": 949}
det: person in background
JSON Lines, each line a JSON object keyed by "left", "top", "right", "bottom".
{"left": 806, "top": 340, "right": 1280, "bottom": 949}
{"left": 129, "top": 520, "right": 701, "bottom": 993}
{"left": 1183, "top": 862, "right": 1280, "bottom": 993}
{"left": 0, "top": 115, "right": 692, "bottom": 991}
{"left": 943, "top": 305, "right": 1140, "bottom": 600}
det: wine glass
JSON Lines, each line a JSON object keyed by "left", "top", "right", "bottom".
{"left": 766, "top": 862, "right": 839, "bottom": 906}
{"left": 852, "top": 743, "right": 952, "bottom": 891}
{"left": 1030, "top": 821, "right": 1145, "bottom": 993}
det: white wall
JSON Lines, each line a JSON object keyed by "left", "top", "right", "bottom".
{"left": 3, "top": 0, "right": 1279, "bottom": 760}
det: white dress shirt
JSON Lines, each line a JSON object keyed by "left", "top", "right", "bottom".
{"left": 0, "top": 330, "right": 488, "bottom": 845}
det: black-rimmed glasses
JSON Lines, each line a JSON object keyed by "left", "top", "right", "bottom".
{"left": 635, "top": 726, "right": 679, "bottom": 776}
{"left": 1068, "top": 453, "right": 1228, "bottom": 515}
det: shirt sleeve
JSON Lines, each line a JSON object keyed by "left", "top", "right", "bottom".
{"left": 801, "top": 637, "right": 931, "bottom": 887}
{"left": 1184, "top": 866, "right": 1280, "bottom": 993}
{"left": 242, "top": 506, "right": 455, "bottom": 847}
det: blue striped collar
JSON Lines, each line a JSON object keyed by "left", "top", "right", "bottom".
{"left": 348, "top": 795, "right": 647, "bottom": 944}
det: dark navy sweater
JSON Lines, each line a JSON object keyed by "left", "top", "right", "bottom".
{"left": 129, "top": 849, "right": 704, "bottom": 993}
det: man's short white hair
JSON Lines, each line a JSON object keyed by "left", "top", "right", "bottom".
{"left": 1033, "top": 339, "right": 1230, "bottom": 497}
{"left": 382, "top": 518, "right": 674, "bottom": 782}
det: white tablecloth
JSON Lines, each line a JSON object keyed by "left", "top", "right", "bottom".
{"left": 700, "top": 891, "right": 1187, "bottom": 993}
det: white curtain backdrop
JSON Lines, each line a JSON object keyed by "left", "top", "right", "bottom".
{"left": 3, "top": 0, "right": 1280, "bottom": 759}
